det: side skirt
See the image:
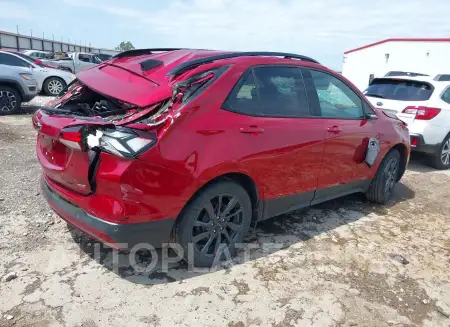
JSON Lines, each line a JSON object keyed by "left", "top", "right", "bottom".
{"left": 258, "top": 179, "right": 371, "bottom": 221}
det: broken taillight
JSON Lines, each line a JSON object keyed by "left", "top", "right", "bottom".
{"left": 59, "top": 126, "right": 84, "bottom": 150}
{"left": 87, "top": 128, "right": 156, "bottom": 158}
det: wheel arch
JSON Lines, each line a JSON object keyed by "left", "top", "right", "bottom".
{"left": 391, "top": 143, "right": 408, "bottom": 181}
{"left": 0, "top": 80, "right": 24, "bottom": 99}
{"left": 177, "top": 172, "right": 260, "bottom": 224}
{"left": 42, "top": 76, "right": 67, "bottom": 95}
{"left": 43, "top": 75, "right": 66, "bottom": 85}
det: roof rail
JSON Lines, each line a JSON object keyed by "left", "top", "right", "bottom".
{"left": 167, "top": 52, "right": 320, "bottom": 76}
{"left": 113, "top": 48, "right": 185, "bottom": 59}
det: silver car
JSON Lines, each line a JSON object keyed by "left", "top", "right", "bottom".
{"left": 0, "top": 52, "right": 38, "bottom": 114}
{"left": 1, "top": 51, "right": 76, "bottom": 96}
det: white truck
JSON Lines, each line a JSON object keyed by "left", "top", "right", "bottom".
{"left": 42, "top": 52, "right": 102, "bottom": 74}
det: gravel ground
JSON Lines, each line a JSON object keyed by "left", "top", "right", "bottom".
{"left": 0, "top": 97, "right": 450, "bottom": 327}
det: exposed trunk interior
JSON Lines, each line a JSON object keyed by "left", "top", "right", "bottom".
{"left": 42, "top": 81, "right": 171, "bottom": 125}
{"left": 52, "top": 82, "right": 137, "bottom": 117}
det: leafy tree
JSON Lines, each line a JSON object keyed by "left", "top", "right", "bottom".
{"left": 115, "top": 41, "right": 135, "bottom": 51}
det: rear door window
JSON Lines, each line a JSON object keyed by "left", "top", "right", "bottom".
{"left": 223, "top": 66, "right": 310, "bottom": 117}
{"left": 365, "top": 78, "right": 434, "bottom": 101}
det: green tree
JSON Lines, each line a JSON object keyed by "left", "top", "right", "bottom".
{"left": 115, "top": 41, "right": 135, "bottom": 51}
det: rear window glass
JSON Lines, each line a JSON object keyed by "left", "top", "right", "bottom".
{"left": 365, "top": 78, "right": 433, "bottom": 101}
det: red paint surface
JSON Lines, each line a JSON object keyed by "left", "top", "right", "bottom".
{"left": 35, "top": 50, "right": 410, "bottom": 227}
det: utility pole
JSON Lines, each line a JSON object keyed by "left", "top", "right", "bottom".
{"left": 16, "top": 25, "right": 19, "bottom": 51}
{"left": 29, "top": 29, "right": 33, "bottom": 49}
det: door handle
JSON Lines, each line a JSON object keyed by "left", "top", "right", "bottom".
{"left": 326, "top": 126, "right": 343, "bottom": 134}
{"left": 240, "top": 126, "right": 264, "bottom": 134}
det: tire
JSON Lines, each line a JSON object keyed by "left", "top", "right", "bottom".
{"left": 365, "top": 149, "right": 401, "bottom": 204}
{"left": 427, "top": 134, "right": 450, "bottom": 170}
{"left": 0, "top": 86, "right": 22, "bottom": 115}
{"left": 43, "top": 77, "right": 66, "bottom": 96}
{"left": 175, "top": 180, "right": 252, "bottom": 267}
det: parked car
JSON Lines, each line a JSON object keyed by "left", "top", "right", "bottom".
{"left": 364, "top": 76, "right": 450, "bottom": 169}
{"left": 0, "top": 52, "right": 38, "bottom": 114}
{"left": 42, "top": 52, "right": 102, "bottom": 73}
{"left": 385, "top": 71, "right": 429, "bottom": 77}
{"left": 5, "top": 50, "right": 59, "bottom": 69}
{"left": 95, "top": 53, "right": 113, "bottom": 61}
{"left": 22, "top": 50, "right": 53, "bottom": 60}
{"left": 0, "top": 51, "right": 76, "bottom": 96}
{"left": 434, "top": 74, "right": 450, "bottom": 82}
{"left": 34, "top": 49, "right": 410, "bottom": 267}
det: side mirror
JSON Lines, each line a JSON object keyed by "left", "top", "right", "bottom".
{"left": 366, "top": 112, "right": 378, "bottom": 120}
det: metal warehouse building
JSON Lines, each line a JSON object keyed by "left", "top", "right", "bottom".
{"left": 342, "top": 38, "right": 450, "bottom": 90}
{"left": 0, "top": 29, "right": 117, "bottom": 56}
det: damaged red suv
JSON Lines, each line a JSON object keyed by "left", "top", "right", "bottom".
{"left": 34, "top": 49, "right": 410, "bottom": 266}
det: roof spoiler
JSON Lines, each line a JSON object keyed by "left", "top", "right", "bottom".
{"left": 113, "top": 48, "right": 186, "bottom": 59}
{"left": 167, "top": 51, "right": 320, "bottom": 77}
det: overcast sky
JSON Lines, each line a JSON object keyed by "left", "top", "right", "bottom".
{"left": 1, "top": 0, "right": 449, "bottom": 69}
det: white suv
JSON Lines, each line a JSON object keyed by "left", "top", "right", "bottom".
{"left": 364, "top": 76, "right": 450, "bottom": 169}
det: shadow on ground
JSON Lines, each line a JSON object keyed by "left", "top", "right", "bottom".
{"left": 407, "top": 153, "right": 441, "bottom": 174}
{"left": 69, "top": 179, "right": 415, "bottom": 285}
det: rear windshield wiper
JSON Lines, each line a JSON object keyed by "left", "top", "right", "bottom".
{"left": 365, "top": 93, "right": 386, "bottom": 99}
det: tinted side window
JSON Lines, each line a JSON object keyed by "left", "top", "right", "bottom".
{"left": 223, "top": 70, "right": 259, "bottom": 115}
{"left": 223, "top": 66, "right": 310, "bottom": 117}
{"left": 310, "top": 70, "right": 363, "bottom": 119}
{"left": 79, "top": 54, "right": 90, "bottom": 63}
{"left": 0, "top": 53, "right": 29, "bottom": 67}
{"left": 441, "top": 88, "right": 450, "bottom": 104}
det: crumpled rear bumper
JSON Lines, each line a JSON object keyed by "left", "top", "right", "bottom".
{"left": 41, "top": 177, "right": 175, "bottom": 250}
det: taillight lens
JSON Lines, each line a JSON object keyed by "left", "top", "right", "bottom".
{"left": 402, "top": 106, "right": 441, "bottom": 120}
{"left": 87, "top": 128, "right": 156, "bottom": 158}
{"left": 59, "top": 126, "right": 84, "bottom": 150}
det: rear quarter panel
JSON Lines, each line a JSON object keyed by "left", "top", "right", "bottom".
{"left": 138, "top": 63, "right": 265, "bottom": 206}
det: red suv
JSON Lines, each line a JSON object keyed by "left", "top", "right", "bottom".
{"left": 34, "top": 49, "right": 410, "bottom": 266}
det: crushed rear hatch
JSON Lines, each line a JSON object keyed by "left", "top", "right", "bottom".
{"left": 34, "top": 52, "right": 227, "bottom": 195}
{"left": 34, "top": 79, "right": 169, "bottom": 195}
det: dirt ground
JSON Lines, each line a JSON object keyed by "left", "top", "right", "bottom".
{"left": 0, "top": 98, "right": 449, "bottom": 327}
